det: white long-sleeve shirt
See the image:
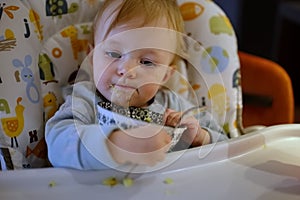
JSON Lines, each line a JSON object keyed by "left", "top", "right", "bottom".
{"left": 45, "top": 81, "right": 227, "bottom": 170}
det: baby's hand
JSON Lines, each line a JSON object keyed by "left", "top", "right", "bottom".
{"left": 164, "top": 108, "right": 211, "bottom": 147}
{"left": 107, "top": 124, "right": 171, "bottom": 166}
{"left": 164, "top": 108, "right": 183, "bottom": 127}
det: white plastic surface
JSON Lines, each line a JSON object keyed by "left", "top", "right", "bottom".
{"left": 1, "top": 124, "right": 300, "bottom": 200}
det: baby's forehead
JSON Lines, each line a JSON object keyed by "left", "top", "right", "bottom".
{"left": 101, "top": 27, "right": 179, "bottom": 54}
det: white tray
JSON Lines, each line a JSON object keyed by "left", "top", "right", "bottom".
{"left": 1, "top": 124, "right": 300, "bottom": 200}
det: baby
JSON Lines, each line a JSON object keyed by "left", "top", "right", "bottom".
{"left": 45, "top": 0, "right": 227, "bottom": 170}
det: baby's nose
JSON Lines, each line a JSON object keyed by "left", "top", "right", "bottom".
{"left": 117, "top": 58, "right": 137, "bottom": 78}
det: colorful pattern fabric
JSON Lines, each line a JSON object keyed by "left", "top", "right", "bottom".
{"left": 0, "top": 0, "right": 101, "bottom": 169}
{"left": 167, "top": 0, "right": 241, "bottom": 138}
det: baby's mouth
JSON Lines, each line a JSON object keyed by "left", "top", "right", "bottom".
{"left": 110, "top": 84, "right": 139, "bottom": 94}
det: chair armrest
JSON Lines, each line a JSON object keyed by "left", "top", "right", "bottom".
{"left": 239, "top": 51, "right": 294, "bottom": 127}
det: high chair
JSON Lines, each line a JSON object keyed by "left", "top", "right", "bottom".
{"left": 239, "top": 51, "right": 294, "bottom": 128}
{"left": 0, "top": 0, "right": 294, "bottom": 170}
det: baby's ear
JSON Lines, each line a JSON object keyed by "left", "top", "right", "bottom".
{"left": 87, "top": 43, "right": 94, "bottom": 55}
{"left": 162, "top": 64, "right": 176, "bottom": 83}
{"left": 88, "top": 52, "right": 93, "bottom": 66}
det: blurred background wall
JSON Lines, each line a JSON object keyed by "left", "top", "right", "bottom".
{"left": 214, "top": 0, "right": 300, "bottom": 122}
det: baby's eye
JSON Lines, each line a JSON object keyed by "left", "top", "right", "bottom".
{"left": 106, "top": 51, "right": 122, "bottom": 59}
{"left": 140, "top": 59, "right": 156, "bottom": 67}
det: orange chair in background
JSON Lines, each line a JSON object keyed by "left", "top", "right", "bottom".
{"left": 239, "top": 51, "right": 294, "bottom": 128}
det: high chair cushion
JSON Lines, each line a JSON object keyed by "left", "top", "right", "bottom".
{"left": 0, "top": 0, "right": 240, "bottom": 169}
{"left": 167, "top": 0, "right": 241, "bottom": 137}
{"left": 0, "top": 0, "right": 101, "bottom": 169}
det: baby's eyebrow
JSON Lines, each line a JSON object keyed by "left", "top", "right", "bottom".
{"left": 102, "top": 38, "right": 172, "bottom": 59}
{"left": 139, "top": 49, "right": 161, "bottom": 55}
{"left": 102, "top": 39, "right": 121, "bottom": 49}
{"left": 139, "top": 47, "right": 173, "bottom": 55}
{"left": 105, "top": 39, "right": 119, "bottom": 45}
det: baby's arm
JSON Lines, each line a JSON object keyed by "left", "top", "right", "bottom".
{"left": 107, "top": 125, "right": 171, "bottom": 166}
{"left": 45, "top": 97, "right": 111, "bottom": 170}
{"left": 45, "top": 82, "right": 122, "bottom": 170}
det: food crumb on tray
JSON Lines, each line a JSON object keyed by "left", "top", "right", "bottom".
{"left": 102, "top": 176, "right": 134, "bottom": 188}
{"left": 102, "top": 177, "right": 119, "bottom": 187}
{"left": 102, "top": 176, "right": 174, "bottom": 188}
{"left": 48, "top": 180, "right": 57, "bottom": 188}
{"left": 122, "top": 177, "right": 134, "bottom": 187}
{"left": 163, "top": 178, "right": 173, "bottom": 184}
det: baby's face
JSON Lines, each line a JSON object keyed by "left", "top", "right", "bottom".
{"left": 93, "top": 17, "right": 178, "bottom": 107}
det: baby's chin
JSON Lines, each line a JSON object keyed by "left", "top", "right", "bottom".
{"left": 110, "top": 88, "right": 131, "bottom": 106}
{"left": 111, "top": 99, "right": 131, "bottom": 107}
{"left": 110, "top": 98, "right": 143, "bottom": 108}
{"left": 111, "top": 96, "right": 149, "bottom": 108}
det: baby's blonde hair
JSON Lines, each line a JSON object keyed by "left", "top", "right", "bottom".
{"left": 93, "top": 0, "right": 186, "bottom": 64}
